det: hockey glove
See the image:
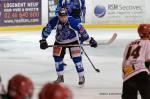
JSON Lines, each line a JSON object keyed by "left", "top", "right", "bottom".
{"left": 89, "top": 37, "right": 98, "bottom": 48}
{"left": 39, "top": 39, "right": 48, "bottom": 50}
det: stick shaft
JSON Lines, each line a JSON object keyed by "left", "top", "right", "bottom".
{"left": 81, "top": 47, "right": 100, "bottom": 72}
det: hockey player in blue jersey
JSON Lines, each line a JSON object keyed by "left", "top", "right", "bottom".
{"left": 55, "top": 0, "right": 86, "bottom": 66}
{"left": 55, "top": 0, "right": 86, "bottom": 23}
{"left": 39, "top": 7, "right": 97, "bottom": 86}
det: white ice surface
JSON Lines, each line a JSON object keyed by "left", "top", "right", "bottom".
{"left": 0, "top": 28, "right": 141, "bottom": 99}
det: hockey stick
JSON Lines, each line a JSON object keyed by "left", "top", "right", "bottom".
{"left": 48, "top": 43, "right": 92, "bottom": 47}
{"left": 48, "top": 33, "right": 117, "bottom": 47}
{"left": 81, "top": 8, "right": 86, "bottom": 23}
{"left": 81, "top": 46, "right": 100, "bottom": 73}
{"left": 82, "top": 13, "right": 85, "bottom": 23}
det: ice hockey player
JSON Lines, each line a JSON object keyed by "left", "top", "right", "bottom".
{"left": 0, "top": 74, "right": 34, "bottom": 99}
{"left": 39, "top": 82, "right": 73, "bottom": 99}
{"left": 39, "top": 7, "right": 97, "bottom": 86}
{"left": 55, "top": 0, "right": 86, "bottom": 23}
{"left": 55, "top": 0, "right": 86, "bottom": 66}
{"left": 121, "top": 24, "right": 150, "bottom": 99}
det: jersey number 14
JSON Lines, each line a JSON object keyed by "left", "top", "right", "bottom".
{"left": 126, "top": 46, "right": 141, "bottom": 60}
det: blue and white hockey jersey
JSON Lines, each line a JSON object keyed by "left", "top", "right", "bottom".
{"left": 42, "top": 16, "right": 90, "bottom": 44}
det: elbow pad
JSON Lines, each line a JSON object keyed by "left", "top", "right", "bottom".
{"left": 42, "top": 27, "right": 52, "bottom": 38}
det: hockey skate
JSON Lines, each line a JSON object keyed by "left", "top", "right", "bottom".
{"left": 54, "top": 75, "right": 64, "bottom": 83}
{"left": 78, "top": 76, "right": 85, "bottom": 87}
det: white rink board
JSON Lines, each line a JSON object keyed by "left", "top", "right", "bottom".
{"left": 86, "top": 0, "right": 145, "bottom": 24}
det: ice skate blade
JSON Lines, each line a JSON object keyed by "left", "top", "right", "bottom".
{"left": 78, "top": 84, "right": 84, "bottom": 88}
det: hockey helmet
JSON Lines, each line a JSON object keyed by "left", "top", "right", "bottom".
{"left": 7, "top": 74, "right": 34, "bottom": 99}
{"left": 138, "top": 24, "right": 150, "bottom": 38}
{"left": 39, "top": 82, "right": 73, "bottom": 99}
{"left": 58, "top": 7, "right": 68, "bottom": 16}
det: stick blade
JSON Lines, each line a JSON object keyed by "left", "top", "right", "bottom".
{"left": 98, "top": 33, "right": 117, "bottom": 45}
{"left": 96, "top": 69, "right": 100, "bottom": 73}
{"left": 107, "top": 33, "right": 117, "bottom": 45}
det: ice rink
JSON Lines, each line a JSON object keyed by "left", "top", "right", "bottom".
{"left": 0, "top": 28, "right": 140, "bottom": 99}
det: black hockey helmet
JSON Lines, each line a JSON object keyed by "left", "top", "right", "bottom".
{"left": 58, "top": 7, "right": 68, "bottom": 16}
